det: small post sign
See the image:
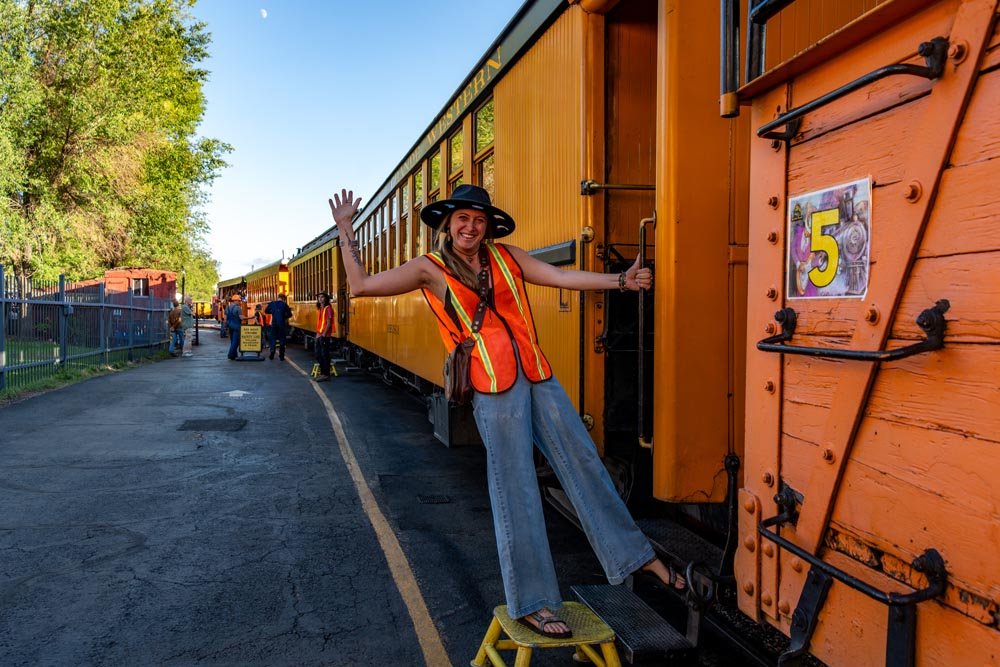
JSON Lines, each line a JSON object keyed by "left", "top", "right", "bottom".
{"left": 239, "top": 324, "right": 263, "bottom": 356}
{"left": 787, "top": 177, "right": 871, "bottom": 299}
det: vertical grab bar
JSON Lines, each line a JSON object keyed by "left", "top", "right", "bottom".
{"left": 638, "top": 213, "right": 656, "bottom": 449}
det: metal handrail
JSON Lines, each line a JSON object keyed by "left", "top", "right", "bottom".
{"left": 756, "top": 300, "right": 949, "bottom": 362}
{"left": 758, "top": 514, "right": 946, "bottom": 605}
{"left": 637, "top": 213, "right": 655, "bottom": 450}
{"left": 757, "top": 37, "right": 948, "bottom": 140}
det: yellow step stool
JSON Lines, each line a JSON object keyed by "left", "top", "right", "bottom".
{"left": 471, "top": 602, "right": 621, "bottom": 667}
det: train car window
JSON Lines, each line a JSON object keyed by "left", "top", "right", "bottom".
{"left": 475, "top": 99, "right": 494, "bottom": 152}
{"left": 413, "top": 171, "right": 422, "bottom": 205}
{"left": 131, "top": 278, "right": 149, "bottom": 297}
{"left": 401, "top": 182, "right": 410, "bottom": 263}
{"left": 448, "top": 176, "right": 464, "bottom": 196}
{"left": 430, "top": 153, "right": 441, "bottom": 192}
{"left": 389, "top": 219, "right": 397, "bottom": 269}
{"left": 449, "top": 130, "right": 464, "bottom": 175}
{"left": 478, "top": 154, "right": 495, "bottom": 200}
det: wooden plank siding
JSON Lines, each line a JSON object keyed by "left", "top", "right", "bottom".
{"left": 740, "top": 0, "right": 1000, "bottom": 659}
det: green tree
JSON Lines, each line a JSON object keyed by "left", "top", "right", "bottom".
{"left": 0, "top": 0, "right": 228, "bottom": 286}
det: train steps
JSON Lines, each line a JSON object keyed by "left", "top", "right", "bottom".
{"left": 571, "top": 584, "right": 695, "bottom": 664}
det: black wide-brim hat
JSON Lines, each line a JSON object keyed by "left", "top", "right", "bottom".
{"left": 419, "top": 184, "right": 516, "bottom": 238}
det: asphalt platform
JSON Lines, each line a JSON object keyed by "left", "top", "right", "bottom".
{"left": 0, "top": 326, "right": 612, "bottom": 666}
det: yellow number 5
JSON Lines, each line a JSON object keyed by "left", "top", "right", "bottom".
{"left": 808, "top": 208, "right": 839, "bottom": 288}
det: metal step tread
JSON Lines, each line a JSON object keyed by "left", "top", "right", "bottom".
{"left": 636, "top": 517, "right": 724, "bottom": 571}
{"left": 571, "top": 584, "right": 694, "bottom": 664}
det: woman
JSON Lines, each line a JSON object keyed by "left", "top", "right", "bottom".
{"left": 314, "top": 292, "right": 335, "bottom": 382}
{"left": 328, "top": 185, "right": 682, "bottom": 638}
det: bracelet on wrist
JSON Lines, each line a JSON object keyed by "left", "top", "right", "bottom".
{"left": 618, "top": 271, "right": 627, "bottom": 292}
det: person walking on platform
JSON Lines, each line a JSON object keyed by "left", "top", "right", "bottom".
{"left": 265, "top": 293, "right": 293, "bottom": 360}
{"left": 167, "top": 299, "right": 183, "bottom": 357}
{"left": 326, "top": 185, "right": 684, "bottom": 639}
{"left": 314, "top": 292, "right": 335, "bottom": 381}
{"left": 181, "top": 296, "right": 194, "bottom": 357}
{"left": 225, "top": 294, "right": 245, "bottom": 360}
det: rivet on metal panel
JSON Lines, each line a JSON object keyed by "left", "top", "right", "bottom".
{"left": 762, "top": 471, "right": 774, "bottom": 487}
{"left": 744, "top": 499, "right": 756, "bottom": 513}
{"left": 743, "top": 581, "right": 756, "bottom": 596}
{"left": 949, "top": 40, "right": 968, "bottom": 63}
{"left": 767, "top": 196, "right": 780, "bottom": 209}
{"left": 904, "top": 180, "right": 923, "bottom": 202}
{"left": 762, "top": 543, "right": 775, "bottom": 558}
{"left": 779, "top": 601, "right": 791, "bottom": 615}
{"left": 791, "top": 558, "right": 803, "bottom": 573}
{"left": 822, "top": 449, "right": 836, "bottom": 464}
{"left": 766, "top": 287, "right": 777, "bottom": 300}
{"left": 864, "top": 305, "right": 880, "bottom": 324}
{"left": 762, "top": 593, "right": 773, "bottom": 606}
{"left": 766, "top": 230, "right": 779, "bottom": 244}
{"left": 595, "top": 302, "right": 602, "bottom": 310}
{"left": 764, "top": 323, "right": 776, "bottom": 334}
{"left": 744, "top": 536, "right": 756, "bottom": 552}
{"left": 764, "top": 380, "right": 775, "bottom": 393}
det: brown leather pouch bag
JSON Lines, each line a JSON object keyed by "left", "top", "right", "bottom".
{"left": 444, "top": 338, "right": 475, "bottom": 404}
{"left": 442, "top": 248, "right": 489, "bottom": 406}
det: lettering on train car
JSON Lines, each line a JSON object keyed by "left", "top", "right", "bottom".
{"left": 786, "top": 178, "right": 871, "bottom": 299}
{"left": 386, "top": 324, "right": 399, "bottom": 335}
{"left": 397, "top": 49, "right": 504, "bottom": 182}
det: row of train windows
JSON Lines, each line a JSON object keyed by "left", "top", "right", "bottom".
{"left": 358, "top": 98, "right": 494, "bottom": 274}
{"left": 291, "top": 251, "right": 333, "bottom": 302}
{"left": 246, "top": 274, "right": 284, "bottom": 303}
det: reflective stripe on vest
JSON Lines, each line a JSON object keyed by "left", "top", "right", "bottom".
{"left": 422, "top": 244, "right": 551, "bottom": 394}
{"left": 317, "top": 305, "right": 333, "bottom": 335}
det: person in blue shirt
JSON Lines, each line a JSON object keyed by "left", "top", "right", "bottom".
{"left": 264, "top": 293, "right": 293, "bottom": 361}
{"left": 224, "top": 294, "right": 246, "bottom": 360}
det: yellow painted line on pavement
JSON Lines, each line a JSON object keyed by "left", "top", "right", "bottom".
{"left": 288, "top": 358, "right": 452, "bottom": 667}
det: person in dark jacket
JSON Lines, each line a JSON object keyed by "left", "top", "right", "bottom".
{"left": 225, "top": 294, "right": 245, "bottom": 360}
{"left": 264, "top": 293, "right": 293, "bottom": 361}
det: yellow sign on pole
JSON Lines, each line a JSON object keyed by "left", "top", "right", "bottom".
{"left": 239, "top": 325, "right": 263, "bottom": 354}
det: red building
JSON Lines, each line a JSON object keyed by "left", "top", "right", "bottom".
{"left": 102, "top": 268, "right": 176, "bottom": 300}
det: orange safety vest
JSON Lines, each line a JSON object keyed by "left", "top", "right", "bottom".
{"left": 317, "top": 304, "right": 335, "bottom": 337}
{"left": 422, "top": 243, "right": 552, "bottom": 394}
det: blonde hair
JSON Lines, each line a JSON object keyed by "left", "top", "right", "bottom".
{"left": 434, "top": 212, "right": 492, "bottom": 291}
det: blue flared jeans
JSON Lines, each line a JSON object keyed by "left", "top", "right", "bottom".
{"left": 472, "top": 371, "right": 655, "bottom": 618}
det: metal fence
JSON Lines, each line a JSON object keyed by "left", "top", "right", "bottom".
{"left": 0, "top": 266, "right": 172, "bottom": 392}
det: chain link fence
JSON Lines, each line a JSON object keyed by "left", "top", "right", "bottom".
{"left": 1, "top": 266, "right": 172, "bottom": 392}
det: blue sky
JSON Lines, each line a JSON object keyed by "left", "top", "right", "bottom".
{"left": 192, "top": 1, "right": 527, "bottom": 281}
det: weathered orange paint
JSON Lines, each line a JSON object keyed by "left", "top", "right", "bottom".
{"left": 741, "top": 0, "right": 1000, "bottom": 663}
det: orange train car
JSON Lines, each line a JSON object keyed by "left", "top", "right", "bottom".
{"left": 286, "top": 228, "right": 347, "bottom": 347}
{"left": 236, "top": 0, "right": 999, "bottom": 663}
{"left": 244, "top": 260, "right": 289, "bottom": 323}
{"left": 732, "top": 0, "right": 1000, "bottom": 665}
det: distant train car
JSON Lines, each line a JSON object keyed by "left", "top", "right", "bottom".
{"left": 244, "top": 260, "right": 289, "bottom": 325}
{"left": 194, "top": 301, "right": 214, "bottom": 318}
{"left": 215, "top": 275, "right": 244, "bottom": 336}
{"left": 287, "top": 229, "right": 346, "bottom": 347}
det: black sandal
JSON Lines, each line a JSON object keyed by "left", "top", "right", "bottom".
{"left": 634, "top": 562, "right": 687, "bottom": 592}
{"left": 516, "top": 610, "right": 573, "bottom": 639}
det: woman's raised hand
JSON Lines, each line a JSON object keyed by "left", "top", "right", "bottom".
{"left": 626, "top": 254, "right": 653, "bottom": 291}
{"left": 328, "top": 189, "right": 362, "bottom": 230}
